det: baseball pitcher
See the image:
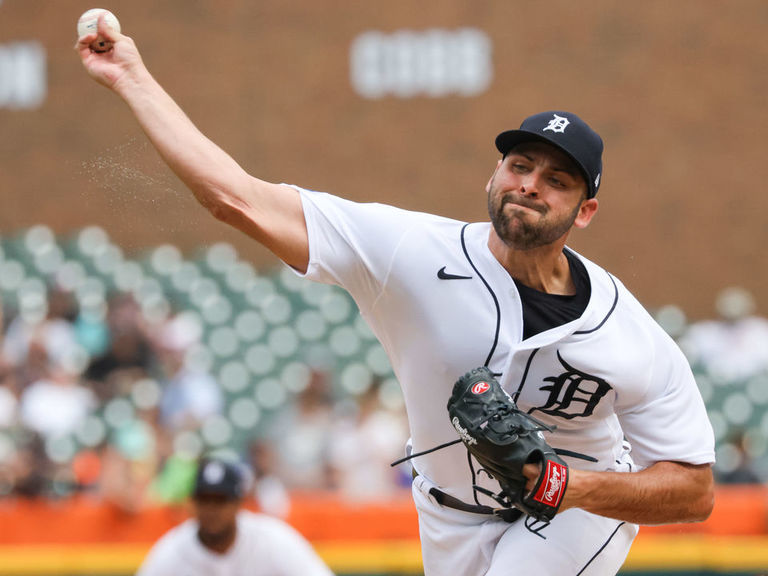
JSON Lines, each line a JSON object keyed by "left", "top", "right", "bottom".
{"left": 77, "top": 17, "right": 715, "bottom": 576}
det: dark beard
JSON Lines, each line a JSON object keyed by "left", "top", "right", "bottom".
{"left": 488, "top": 193, "right": 580, "bottom": 250}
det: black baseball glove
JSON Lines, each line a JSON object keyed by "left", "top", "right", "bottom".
{"left": 447, "top": 366, "right": 569, "bottom": 522}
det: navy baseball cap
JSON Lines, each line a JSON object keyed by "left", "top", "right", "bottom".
{"left": 193, "top": 458, "right": 244, "bottom": 500}
{"left": 495, "top": 111, "right": 604, "bottom": 198}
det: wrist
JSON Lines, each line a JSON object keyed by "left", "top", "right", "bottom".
{"left": 113, "top": 65, "right": 153, "bottom": 100}
{"left": 559, "top": 468, "right": 597, "bottom": 512}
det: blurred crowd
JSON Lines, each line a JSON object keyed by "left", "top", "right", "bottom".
{"left": 657, "top": 286, "right": 768, "bottom": 484}
{"left": 0, "top": 277, "right": 766, "bottom": 516}
{"left": 0, "top": 284, "right": 411, "bottom": 515}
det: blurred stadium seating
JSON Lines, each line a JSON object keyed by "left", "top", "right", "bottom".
{"left": 0, "top": 225, "right": 408, "bottom": 498}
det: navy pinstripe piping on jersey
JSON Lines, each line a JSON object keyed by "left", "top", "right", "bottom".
{"left": 575, "top": 521, "right": 626, "bottom": 575}
{"left": 460, "top": 223, "right": 501, "bottom": 368}
{"left": 512, "top": 348, "right": 539, "bottom": 403}
{"left": 573, "top": 271, "right": 619, "bottom": 335}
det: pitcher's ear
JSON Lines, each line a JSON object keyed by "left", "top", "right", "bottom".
{"left": 574, "top": 198, "right": 599, "bottom": 229}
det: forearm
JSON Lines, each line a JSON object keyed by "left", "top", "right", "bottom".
{"left": 561, "top": 461, "right": 714, "bottom": 525}
{"left": 109, "top": 65, "right": 308, "bottom": 270}
{"left": 79, "top": 23, "right": 308, "bottom": 270}
{"left": 114, "top": 68, "right": 255, "bottom": 217}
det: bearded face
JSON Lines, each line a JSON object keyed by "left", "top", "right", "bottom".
{"left": 487, "top": 179, "right": 583, "bottom": 250}
{"left": 486, "top": 143, "right": 587, "bottom": 250}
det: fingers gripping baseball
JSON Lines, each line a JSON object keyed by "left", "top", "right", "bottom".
{"left": 447, "top": 367, "right": 569, "bottom": 522}
{"left": 75, "top": 11, "right": 143, "bottom": 91}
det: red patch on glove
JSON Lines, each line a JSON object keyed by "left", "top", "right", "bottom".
{"left": 533, "top": 460, "right": 568, "bottom": 507}
{"left": 471, "top": 381, "right": 490, "bottom": 395}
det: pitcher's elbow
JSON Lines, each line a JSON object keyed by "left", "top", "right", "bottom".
{"left": 202, "top": 190, "right": 242, "bottom": 224}
{"left": 207, "top": 200, "right": 233, "bottom": 223}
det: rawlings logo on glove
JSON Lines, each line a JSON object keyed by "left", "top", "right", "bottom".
{"left": 534, "top": 460, "right": 568, "bottom": 507}
{"left": 447, "top": 366, "right": 569, "bottom": 523}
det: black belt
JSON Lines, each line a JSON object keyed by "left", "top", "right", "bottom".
{"left": 414, "top": 471, "right": 523, "bottom": 523}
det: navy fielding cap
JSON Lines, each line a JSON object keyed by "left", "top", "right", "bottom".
{"left": 495, "top": 111, "right": 604, "bottom": 199}
{"left": 193, "top": 458, "right": 245, "bottom": 500}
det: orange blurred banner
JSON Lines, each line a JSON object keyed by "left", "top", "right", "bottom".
{"left": 0, "top": 485, "right": 765, "bottom": 545}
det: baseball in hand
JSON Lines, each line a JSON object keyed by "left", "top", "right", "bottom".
{"left": 77, "top": 8, "right": 121, "bottom": 52}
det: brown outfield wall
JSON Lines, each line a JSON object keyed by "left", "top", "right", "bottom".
{"left": 1, "top": 0, "right": 767, "bottom": 319}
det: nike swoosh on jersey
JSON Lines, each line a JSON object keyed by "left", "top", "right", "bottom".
{"left": 437, "top": 266, "right": 473, "bottom": 280}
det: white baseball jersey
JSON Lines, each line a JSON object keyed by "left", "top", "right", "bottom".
{"left": 293, "top": 187, "right": 715, "bottom": 504}
{"left": 292, "top": 186, "right": 715, "bottom": 574}
{"left": 135, "top": 510, "right": 333, "bottom": 576}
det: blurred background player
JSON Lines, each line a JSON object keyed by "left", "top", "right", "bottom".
{"left": 135, "top": 457, "right": 334, "bottom": 576}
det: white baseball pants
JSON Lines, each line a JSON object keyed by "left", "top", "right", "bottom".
{"left": 412, "top": 474, "right": 638, "bottom": 575}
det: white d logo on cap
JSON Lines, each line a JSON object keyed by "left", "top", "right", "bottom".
{"left": 543, "top": 114, "right": 570, "bottom": 134}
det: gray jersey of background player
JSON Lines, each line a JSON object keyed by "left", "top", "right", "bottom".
{"left": 136, "top": 458, "right": 334, "bottom": 576}
{"left": 78, "top": 18, "right": 715, "bottom": 576}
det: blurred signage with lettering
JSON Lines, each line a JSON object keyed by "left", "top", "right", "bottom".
{"left": 0, "top": 41, "right": 47, "bottom": 109}
{"left": 350, "top": 28, "right": 492, "bottom": 99}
